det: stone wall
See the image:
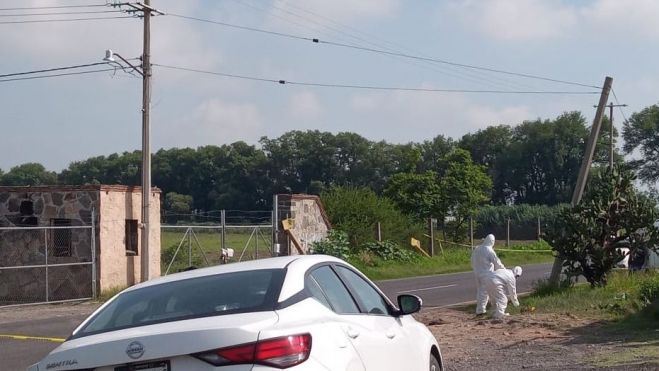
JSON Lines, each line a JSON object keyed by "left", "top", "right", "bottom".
{"left": 276, "top": 194, "right": 330, "bottom": 255}
{"left": 0, "top": 187, "right": 98, "bottom": 303}
{"left": 0, "top": 185, "right": 162, "bottom": 303}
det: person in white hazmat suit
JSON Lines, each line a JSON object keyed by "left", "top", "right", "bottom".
{"left": 484, "top": 266, "right": 522, "bottom": 319}
{"left": 471, "top": 234, "right": 505, "bottom": 314}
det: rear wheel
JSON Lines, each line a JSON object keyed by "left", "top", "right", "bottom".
{"left": 430, "top": 354, "right": 441, "bottom": 371}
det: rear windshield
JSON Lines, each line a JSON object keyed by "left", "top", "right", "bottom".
{"left": 74, "top": 269, "right": 284, "bottom": 338}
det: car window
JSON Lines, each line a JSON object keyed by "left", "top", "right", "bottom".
{"left": 336, "top": 266, "right": 389, "bottom": 315}
{"left": 74, "top": 269, "right": 284, "bottom": 338}
{"left": 305, "top": 275, "right": 332, "bottom": 310}
{"left": 309, "top": 266, "right": 360, "bottom": 314}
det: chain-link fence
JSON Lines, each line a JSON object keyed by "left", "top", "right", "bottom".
{"left": 161, "top": 224, "right": 273, "bottom": 274}
{"left": 0, "top": 225, "right": 95, "bottom": 306}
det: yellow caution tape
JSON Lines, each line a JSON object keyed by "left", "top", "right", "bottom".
{"left": 0, "top": 334, "right": 65, "bottom": 343}
{"left": 496, "top": 249, "right": 553, "bottom": 252}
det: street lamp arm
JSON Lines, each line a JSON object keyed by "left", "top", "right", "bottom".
{"left": 103, "top": 49, "right": 144, "bottom": 76}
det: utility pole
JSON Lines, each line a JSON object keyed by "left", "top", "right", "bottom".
{"left": 109, "top": 1, "right": 164, "bottom": 281}
{"left": 548, "top": 76, "right": 613, "bottom": 284}
{"left": 593, "top": 102, "right": 627, "bottom": 169}
{"left": 140, "top": 0, "right": 152, "bottom": 282}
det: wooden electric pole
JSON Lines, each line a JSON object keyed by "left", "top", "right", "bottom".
{"left": 548, "top": 76, "right": 613, "bottom": 284}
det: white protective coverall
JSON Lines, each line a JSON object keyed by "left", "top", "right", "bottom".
{"left": 484, "top": 267, "right": 521, "bottom": 319}
{"left": 471, "top": 234, "right": 505, "bottom": 314}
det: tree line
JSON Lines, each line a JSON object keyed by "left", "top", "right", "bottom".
{"left": 1, "top": 105, "right": 657, "bottom": 216}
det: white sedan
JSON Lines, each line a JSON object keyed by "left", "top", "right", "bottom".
{"left": 29, "top": 255, "right": 443, "bottom": 371}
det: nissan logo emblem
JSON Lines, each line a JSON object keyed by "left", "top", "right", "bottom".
{"left": 126, "top": 341, "right": 145, "bottom": 359}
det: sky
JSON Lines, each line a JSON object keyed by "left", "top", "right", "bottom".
{"left": 1, "top": 0, "right": 658, "bottom": 172}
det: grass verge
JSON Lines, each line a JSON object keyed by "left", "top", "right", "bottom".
{"left": 511, "top": 270, "right": 659, "bottom": 367}
{"left": 350, "top": 242, "right": 554, "bottom": 280}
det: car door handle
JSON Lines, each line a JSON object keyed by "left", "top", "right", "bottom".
{"left": 346, "top": 327, "right": 360, "bottom": 339}
{"left": 385, "top": 331, "right": 396, "bottom": 339}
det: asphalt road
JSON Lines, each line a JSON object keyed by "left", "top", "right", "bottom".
{"left": 376, "top": 263, "right": 553, "bottom": 308}
{"left": 0, "top": 263, "right": 552, "bottom": 371}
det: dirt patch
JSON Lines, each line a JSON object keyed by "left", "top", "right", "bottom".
{"left": 416, "top": 307, "right": 659, "bottom": 370}
{"left": 0, "top": 301, "right": 100, "bottom": 325}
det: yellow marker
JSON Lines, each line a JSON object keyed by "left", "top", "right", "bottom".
{"left": 0, "top": 334, "right": 65, "bottom": 343}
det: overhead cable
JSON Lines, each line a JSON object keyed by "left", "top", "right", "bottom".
{"left": 153, "top": 63, "right": 599, "bottom": 95}
{"left": 0, "top": 4, "right": 109, "bottom": 11}
{"left": 0, "top": 60, "right": 138, "bottom": 79}
{"left": 0, "top": 10, "right": 124, "bottom": 17}
{"left": 167, "top": 13, "right": 601, "bottom": 89}
{"left": 0, "top": 16, "right": 134, "bottom": 24}
{"left": 611, "top": 89, "right": 630, "bottom": 124}
{"left": 0, "top": 68, "right": 116, "bottom": 82}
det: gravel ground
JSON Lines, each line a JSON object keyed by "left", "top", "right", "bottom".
{"left": 2, "top": 302, "right": 657, "bottom": 370}
{"left": 415, "top": 307, "right": 659, "bottom": 371}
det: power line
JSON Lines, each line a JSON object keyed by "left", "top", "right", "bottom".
{"left": 0, "top": 60, "right": 138, "bottom": 79}
{"left": 0, "top": 4, "right": 109, "bottom": 11}
{"left": 0, "top": 68, "right": 116, "bottom": 82}
{"left": 153, "top": 63, "right": 599, "bottom": 95}
{"left": 230, "top": 0, "right": 528, "bottom": 92}
{"left": 168, "top": 13, "right": 313, "bottom": 42}
{"left": 0, "top": 16, "right": 134, "bottom": 24}
{"left": 611, "top": 89, "right": 630, "bottom": 124}
{"left": 0, "top": 10, "right": 124, "bottom": 17}
{"left": 167, "top": 13, "right": 601, "bottom": 90}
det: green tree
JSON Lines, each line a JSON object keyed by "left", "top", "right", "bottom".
{"left": 438, "top": 149, "right": 492, "bottom": 239}
{"left": 459, "top": 125, "right": 512, "bottom": 203}
{"left": 384, "top": 171, "right": 442, "bottom": 220}
{"left": 545, "top": 165, "right": 659, "bottom": 287}
{"left": 623, "top": 104, "right": 659, "bottom": 184}
{"left": 1, "top": 163, "right": 57, "bottom": 186}
{"left": 163, "top": 192, "right": 194, "bottom": 224}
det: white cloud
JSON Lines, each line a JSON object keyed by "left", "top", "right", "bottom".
{"left": 0, "top": 1, "right": 222, "bottom": 75}
{"left": 441, "top": 0, "right": 577, "bottom": 42}
{"left": 583, "top": 0, "right": 659, "bottom": 40}
{"left": 288, "top": 90, "right": 322, "bottom": 119}
{"left": 275, "top": 0, "right": 399, "bottom": 23}
{"left": 440, "top": 0, "right": 659, "bottom": 42}
{"left": 162, "top": 98, "right": 263, "bottom": 147}
{"left": 350, "top": 86, "right": 532, "bottom": 141}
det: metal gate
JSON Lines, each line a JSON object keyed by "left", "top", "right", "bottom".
{"left": 0, "top": 224, "right": 96, "bottom": 307}
{"left": 161, "top": 224, "right": 273, "bottom": 274}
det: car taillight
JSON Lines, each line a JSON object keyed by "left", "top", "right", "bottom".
{"left": 194, "top": 334, "right": 312, "bottom": 368}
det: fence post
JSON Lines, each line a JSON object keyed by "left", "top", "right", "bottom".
{"left": 188, "top": 227, "right": 192, "bottom": 267}
{"left": 272, "top": 195, "right": 278, "bottom": 256}
{"left": 537, "top": 217, "right": 541, "bottom": 241}
{"left": 376, "top": 222, "right": 382, "bottom": 242}
{"left": 506, "top": 218, "right": 511, "bottom": 247}
{"left": 469, "top": 216, "right": 474, "bottom": 248}
{"left": 255, "top": 227, "right": 259, "bottom": 259}
{"left": 91, "top": 208, "right": 97, "bottom": 299}
{"left": 44, "top": 229, "right": 49, "bottom": 303}
{"left": 221, "top": 210, "right": 226, "bottom": 254}
{"left": 428, "top": 218, "right": 434, "bottom": 257}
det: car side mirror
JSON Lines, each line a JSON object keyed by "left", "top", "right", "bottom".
{"left": 397, "top": 294, "right": 422, "bottom": 315}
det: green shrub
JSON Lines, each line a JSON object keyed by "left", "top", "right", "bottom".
{"left": 321, "top": 186, "right": 421, "bottom": 248}
{"left": 361, "top": 240, "right": 416, "bottom": 262}
{"left": 311, "top": 229, "right": 351, "bottom": 260}
{"left": 639, "top": 275, "right": 659, "bottom": 303}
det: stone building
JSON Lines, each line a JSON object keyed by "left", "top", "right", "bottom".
{"left": 0, "top": 185, "right": 161, "bottom": 303}
{"left": 274, "top": 194, "right": 331, "bottom": 255}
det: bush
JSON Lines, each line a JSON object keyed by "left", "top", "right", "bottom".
{"left": 321, "top": 186, "right": 421, "bottom": 248}
{"left": 311, "top": 230, "right": 351, "bottom": 260}
{"left": 639, "top": 275, "right": 659, "bottom": 304}
{"left": 361, "top": 240, "right": 417, "bottom": 262}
